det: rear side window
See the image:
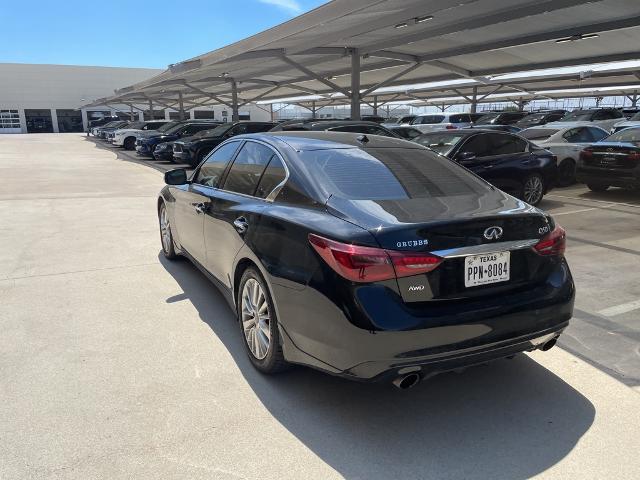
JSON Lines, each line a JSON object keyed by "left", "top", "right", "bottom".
{"left": 587, "top": 127, "right": 608, "bottom": 142}
{"left": 563, "top": 128, "right": 592, "bottom": 143}
{"left": 450, "top": 114, "right": 471, "bottom": 123}
{"left": 223, "top": 142, "right": 275, "bottom": 196}
{"left": 412, "top": 115, "right": 445, "bottom": 125}
{"left": 488, "top": 134, "right": 528, "bottom": 154}
{"left": 255, "top": 156, "right": 287, "bottom": 199}
{"left": 195, "top": 141, "right": 240, "bottom": 187}
{"left": 301, "top": 147, "right": 485, "bottom": 200}
{"left": 460, "top": 134, "right": 492, "bottom": 157}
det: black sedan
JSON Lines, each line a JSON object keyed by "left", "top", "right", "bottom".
{"left": 577, "top": 126, "right": 640, "bottom": 191}
{"left": 172, "top": 121, "right": 277, "bottom": 166}
{"left": 157, "top": 132, "right": 573, "bottom": 387}
{"left": 414, "top": 130, "right": 557, "bottom": 205}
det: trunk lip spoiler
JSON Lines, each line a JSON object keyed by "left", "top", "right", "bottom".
{"left": 431, "top": 239, "right": 538, "bottom": 258}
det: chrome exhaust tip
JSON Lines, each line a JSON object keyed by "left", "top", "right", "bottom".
{"left": 392, "top": 373, "right": 421, "bottom": 390}
{"left": 541, "top": 337, "right": 558, "bottom": 351}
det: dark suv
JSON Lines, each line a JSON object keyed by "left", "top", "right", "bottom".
{"left": 172, "top": 121, "right": 277, "bottom": 166}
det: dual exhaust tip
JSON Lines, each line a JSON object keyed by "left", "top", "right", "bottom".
{"left": 391, "top": 336, "right": 559, "bottom": 389}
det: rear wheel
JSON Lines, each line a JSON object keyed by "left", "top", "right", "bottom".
{"left": 158, "top": 202, "right": 178, "bottom": 260}
{"left": 587, "top": 183, "right": 610, "bottom": 192}
{"left": 237, "top": 267, "right": 288, "bottom": 374}
{"left": 557, "top": 158, "right": 576, "bottom": 187}
{"left": 123, "top": 136, "right": 136, "bottom": 150}
{"left": 521, "top": 174, "right": 545, "bottom": 206}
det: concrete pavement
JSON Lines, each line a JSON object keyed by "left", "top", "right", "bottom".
{"left": 0, "top": 134, "right": 639, "bottom": 479}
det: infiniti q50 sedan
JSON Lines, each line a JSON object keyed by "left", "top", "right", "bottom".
{"left": 158, "top": 132, "right": 574, "bottom": 388}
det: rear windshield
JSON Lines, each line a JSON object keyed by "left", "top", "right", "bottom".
{"left": 606, "top": 128, "right": 640, "bottom": 143}
{"left": 414, "top": 132, "right": 465, "bottom": 155}
{"left": 301, "top": 147, "right": 485, "bottom": 200}
{"left": 519, "top": 128, "right": 560, "bottom": 140}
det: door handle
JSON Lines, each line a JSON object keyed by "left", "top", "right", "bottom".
{"left": 233, "top": 217, "right": 249, "bottom": 234}
{"left": 193, "top": 202, "right": 207, "bottom": 214}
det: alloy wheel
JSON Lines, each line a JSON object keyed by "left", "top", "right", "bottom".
{"left": 523, "top": 175, "right": 544, "bottom": 205}
{"left": 241, "top": 278, "right": 271, "bottom": 360}
{"left": 159, "top": 206, "right": 171, "bottom": 253}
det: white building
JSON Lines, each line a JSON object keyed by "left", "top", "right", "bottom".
{"left": 0, "top": 63, "right": 269, "bottom": 134}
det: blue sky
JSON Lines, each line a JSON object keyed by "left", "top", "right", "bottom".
{"left": 0, "top": 0, "right": 326, "bottom": 69}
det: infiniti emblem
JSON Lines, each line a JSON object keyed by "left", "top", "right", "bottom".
{"left": 484, "top": 226, "right": 503, "bottom": 241}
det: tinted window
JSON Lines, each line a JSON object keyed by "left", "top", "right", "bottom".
{"left": 450, "top": 114, "right": 471, "bottom": 123}
{"left": 229, "top": 124, "right": 249, "bottom": 136}
{"left": 255, "top": 155, "right": 287, "bottom": 199}
{"left": 223, "top": 142, "right": 275, "bottom": 196}
{"left": 604, "top": 127, "right": 640, "bottom": 143}
{"left": 563, "top": 127, "right": 592, "bottom": 143}
{"left": 474, "top": 113, "right": 500, "bottom": 125}
{"left": 246, "top": 123, "right": 276, "bottom": 133}
{"left": 488, "top": 134, "right": 528, "bottom": 154}
{"left": 301, "top": 148, "right": 485, "bottom": 200}
{"left": 393, "top": 127, "right": 421, "bottom": 140}
{"left": 194, "top": 141, "right": 240, "bottom": 187}
{"left": 182, "top": 124, "right": 217, "bottom": 135}
{"left": 561, "top": 110, "right": 594, "bottom": 122}
{"left": 587, "top": 127, "right": 609, "bottom": 142}
{"left": 460, "top": 134, "right": 492, "bottom": 157}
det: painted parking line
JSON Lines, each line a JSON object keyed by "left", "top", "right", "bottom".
{"left": 547, "top": 194, "right": 640, "bottom": 209}
{"left": 597, "top": 299, "right": 640, "bottom": 317}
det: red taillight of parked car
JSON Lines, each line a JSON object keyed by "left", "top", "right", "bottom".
{"left": 579, "top": 149, "right": 593, "bottom": 160}
{"left": 534, "top": 225, "right": 566, "bottom": 256}
{"left": 308, "top": 234, "right": 442, "bottom": 282}
{"left": 626, "top": 151, "right": 640, "bottom": 161}
{"left": 445, "top": 125, "right": 457, "bottom": 129}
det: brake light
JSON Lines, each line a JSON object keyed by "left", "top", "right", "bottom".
{"left": 445, "top": 125, "right": 457, "bottom": 129}
{"left": 627, "top": 152, "right": 640, "bottom": 161}
{"left": 534, "top": 225, "right": 566, "bottom": 256}
{"left": 580, "top": 149, "right": 593, "bottom": 160}
{"left": 308, "top": 234, "right": 442, "bottom": 282}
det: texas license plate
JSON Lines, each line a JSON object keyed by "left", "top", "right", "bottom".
{"left": 464, "top": 251, "right": 510, "bottom": 287}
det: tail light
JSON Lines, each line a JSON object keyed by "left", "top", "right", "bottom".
{"left": 308, "top": 234, "right": 442, "bottom": 283}
{"left": 627, "top": 152, "right": 640, "bottom": 161}
{"left": 534, "top": 225, "right": 566, "bottom": 256}
{"left": 580, "top": 149, "right": 593, "bottom": 160}
{"left": 445, "top": 125, "right": 457, "bottom": 130}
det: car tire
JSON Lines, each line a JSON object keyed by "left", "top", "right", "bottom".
{"left": 158, "top": 202, "right": 178, "bottom": 260}
{"left": 587, "top": 183, "right": 610, "bottom": 192}
{"left": 237, "top": 267, "right": 289, "bottom": 374}
{"left": 123, "top": 137, "right": 136, "bottom": 150}
{"left": 557, "top": 158, "right": 576, "bottom": 187}
{"left": 521, "top": 173, "right": 545, "bottom": 206}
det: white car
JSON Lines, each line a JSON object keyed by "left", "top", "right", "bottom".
{"left": 519, "top": 124, "right": 610, "bottom": 186}
{"left": 544, "top": 108, "right": 625, "bottom": 133}
{"left": 112, "top": 120, "right": 170, "bottom": 150}
{"left": 409, "top": 113, "right": 478, "bottom": 133}
{"left": 611, "top": 112, "right": 640, "bottom": 133}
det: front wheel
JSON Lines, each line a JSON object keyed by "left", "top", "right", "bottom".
{"left": 587, "top": 183, "right": 610, "bottom": 192}
{"left": 237, "top": 267, "right": 289, "bottom": 374}
{"left": 521, "top": 174, "right": 545, "bottom": 206}
{"left": 123, "top": 137, "right": 136, "bottom": 150}
{"left": 158, "top": 202, "right": 178, "bottom": 260}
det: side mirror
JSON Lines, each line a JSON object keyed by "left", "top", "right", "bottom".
{"left": 164, "top": 168, "right": 187, "bottom": 185}
{"left": 457, "top": 151, "right": 476, "bottom": 163}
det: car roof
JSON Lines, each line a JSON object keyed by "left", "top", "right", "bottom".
{"left": 254, "top": 131, "right": 424, "bottom": 150}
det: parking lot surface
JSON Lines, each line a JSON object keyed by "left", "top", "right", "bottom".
{"left": 1, "top": 134, "right": 639, "bottom": 479}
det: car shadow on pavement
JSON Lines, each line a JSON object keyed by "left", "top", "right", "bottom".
{"left": 158, "top": 253, "right": 596, "bottom": 480}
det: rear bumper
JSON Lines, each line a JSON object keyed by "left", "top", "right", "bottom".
{"left": 172, "top": 150, "right": 192, "bottom": 163}
{"left": 577, "top": 167, "right": 640, "bottom": 188}
{"left": 274, "top": 259, "right": 574, "bottom": 381}
{"left": 153, "top": 149, "right": 174, "bottom": 161}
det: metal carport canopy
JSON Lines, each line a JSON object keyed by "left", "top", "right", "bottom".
{"left": 85, "top": 0, "right": 640, "bottom": 119}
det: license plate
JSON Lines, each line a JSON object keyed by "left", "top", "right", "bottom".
{"left": 464, "top": 251, "right": 510, "bottom": 287}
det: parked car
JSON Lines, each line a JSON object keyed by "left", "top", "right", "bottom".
{"left": 106, "top": 121, "right": 145, "bottom": 143}
{"left": 611, "top": 111, "right": 640, "bottom": 133}
{"left": 409, "top": 113, "right": 477, "bottom": 132}
{"left": 88, "top": 116, "right": 120, "bottom": 129}
{"left": 515, "top": 110, "right": 566, "bottom": 129}
{"left": 135, "top": 120, "right": 221, "bottom": 157}
{"left": 91, "top": 120, "right": 127, "bottom": 137}
{"left": 546, "top": 108, "right": 625, "bottom": 132}
{"left": 361, "top": 115, "right": 385, "bottom": 123}
{"left": 269, "top": 120, "right": 398, "bottom": 137}
{"left": 111, "top": 120, "right": 171, "bottom": 150}
{"left": 173, "top": 121, "right": 278, "bottom": 166}
{"left": 387, "top": 126, "right": 423, "bottom": 140}
{"left": 467, "top": 124, "right": 522, "bottom": 133}
{"left": 381, "top": 115, "right": 416, "bottom": 127}
{"left": 619, "top": 108, "right": 640, "bottom": 119}
{"left": 414, "top": 129, "right": 557, "bottom": 205}
{"left": 519, "top": 125, "right": 609, "bottom": 186}
{"left": 474, "top": 111, "right": 529, "bottom": 126}
{"left": 577, "top": 126, "right": 640, "bottom": 192}
{"left": 158, "top": 131, "right": 573, "bottom": 385}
